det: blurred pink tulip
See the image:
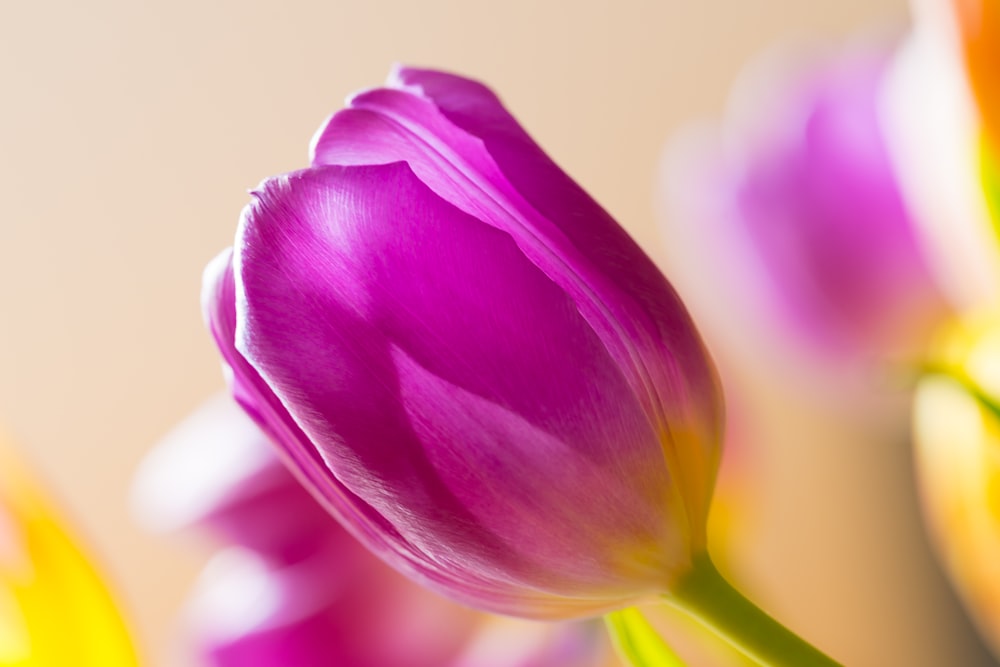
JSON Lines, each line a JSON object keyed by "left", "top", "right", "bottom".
{"left": 134, "top": 396, "right": 617, "bottom": 667}
{"left": 880, "top": 0, "right": 1000, "bottom": 312}
{"left": 662, "top": 41, "right": 949, "bottom": 374}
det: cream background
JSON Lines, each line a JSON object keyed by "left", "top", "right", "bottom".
{"left": 0, "top": 0, "right": 993, "bottom": 665}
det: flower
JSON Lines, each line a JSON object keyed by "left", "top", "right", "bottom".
{"left": 134, "top": 396, "right": 618, "bottom": 667}
{"left": 662, "top": 41, "right": 948, "bottom": 368}
{"left": 912, "top": 315, "right": 1000, "bottom": 658}
{"left": 0, "top": 436, "right": 138, "bottom": 666}
{"left": 203, "top": 65, "right": 723, "bottom": 620}
{"left": 950, "top": 0, "right": 1000, "bottom": 145}
{"left": 880, "top": 0, "right": 1000, "bottom": 311}
{"left": 947, "top": 0, "right": 1000, "bottom": 237}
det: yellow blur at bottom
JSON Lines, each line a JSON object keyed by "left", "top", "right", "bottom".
{"left": 913, "top": 316, "right": 1000, "bottom": 658}
{"left": 0, "top": 439, "right": 138, "bottom": 666}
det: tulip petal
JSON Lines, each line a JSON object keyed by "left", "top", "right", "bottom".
{"left": 206, "top": 249, "right": 628, "bottom": 617}
{"left": 311, "top": 70, "right": 722, "bottom": 544}
{"left": 735, "top": 49, "right": 941, "bottom": 353}
{"left": 190, "top": 547, "right": 475, "bottom": 667}
{"left": 145, "top": 397, "right": 617, "bottom": 666}
{"left": 667, "top": 46, "right": 949, "bottom": 363}
{"left": 131, "top": 394, "right": 282, "bottom": 529}
{"left": 203, "top": 251, "right": 448, "bottom": 589}
{"left": 232, "top": 161, "right": 689, "bottom": 615}
{"left": 133, "top": 396, "right": 341, "bottom": 562}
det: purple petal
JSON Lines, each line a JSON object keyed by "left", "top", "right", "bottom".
{"left": 669, "top": 46, "right": 947, "bottom": 359}
{"left": 132, "top": 395, "right": 334, "bottom": 562}
{"left": 189, "top": 547, "right": 475, "bottom": 667}
{"left": 311, "top": 68, "right": 722, "bottom": 548}
{"left": 233, "top": 161, "right": 690, "bottom": 615}
{"left": 202, "top": 250, "right": 463, "bottom": 597}
{"left": 743, "top": 50, "right": 939, "bottom": 347}
{"left": 132, "top": 394, "right": 281, "bottom": 531}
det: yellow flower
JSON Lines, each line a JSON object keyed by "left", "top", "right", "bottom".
{"left": 913, "top": 314, "right": 1000, "bottom": 656}
{"left": 0, "top": 437, "right": 138, "bottom": 666}
{"left": 951, "top": 0, "right": 1000, "bottom": 147}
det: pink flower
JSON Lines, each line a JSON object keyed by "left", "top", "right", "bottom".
{"left": 663, "top": 43, "right": 948, "bottom": 365}
{"left": 203, "top": 66, "right": 723, "bottom": 619}
{"left": 134, "top": 397, "right": 617, "bottom": 667}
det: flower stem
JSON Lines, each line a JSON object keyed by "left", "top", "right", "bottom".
{"left": 666, "top": 554, "right": 842, "bottom": 666}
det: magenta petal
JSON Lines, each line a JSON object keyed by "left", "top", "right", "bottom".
{"left": 190, "top": 547, "right": 473, "bottom": 667}
{"left": 311, "top": 69, "right": 722, "bottom": 541}
{"left": 133, "top": 396, "right": 334, "bottom": 562}
{"left": 233, "top": 161, "right": 689, "bottom": 615}
{"left": 671, "top": 47, "right": 948, "bottom": 358}
{"left": 132, "top": 394, "right": 280, "bottom": 531}
{"left": 191, "top": 552, "right": 342, "bottom": 667}
{"left": 739, "top": 50, "right": 940, "bottom": 351}
{"left": 202, "top": 249, "right": 456, "bottom": 595}
{"left": 145, "top": 396, "right": 613, "bottom": 665}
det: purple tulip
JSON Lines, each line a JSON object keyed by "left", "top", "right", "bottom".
{"left": 663, "top": 44, "right": 949, "bottom": 362}
{"left": 203, "top": 66, "right": 723, "bottom": 620}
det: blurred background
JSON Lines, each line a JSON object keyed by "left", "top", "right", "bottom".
{"left": 1, "top": 0, "right": 994, "bottom": 665}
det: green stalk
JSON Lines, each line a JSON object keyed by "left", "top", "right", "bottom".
{"left": 665, "top": 554, "right": 842, "bottom": 666}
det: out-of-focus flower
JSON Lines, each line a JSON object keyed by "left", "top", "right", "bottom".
{"left": 204, "top": 65, "right": 724, "bottom": 620}
{"left": 912, "top": 315, "right": 1000, "bottom": 657}
{"left": 662, "top": 41, "right": 949, "bottom": 371}
{"left": 951, "top": 0, "right": 1000, "bottom": 145}
{"left": 662, "top": 20, "right": 999, "bottom": 665}
{"left": 881, "top": 0, "right": 1000, "bottom": 310}
{"left": 133, "top": 396, "right": 617, "bottom": 667}
{"left": 950, "top": 0, "right": 1000, "bottom": 239}
{"left": 0, "top": 437, "right": 138, "bottom": 666}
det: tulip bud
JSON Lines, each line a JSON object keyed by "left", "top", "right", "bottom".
{"left": 204, "top": 66, "right": 723, "bottom": 620}
{"left": 913, "top": 315, "right": 1000, "bottom": 658}
{"left": 204, "top": 67, "right": 840, "bottom": 667}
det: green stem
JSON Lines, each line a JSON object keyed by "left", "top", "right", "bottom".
{"left": 665, "top": 554, "right": 842, "bottom": 667}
